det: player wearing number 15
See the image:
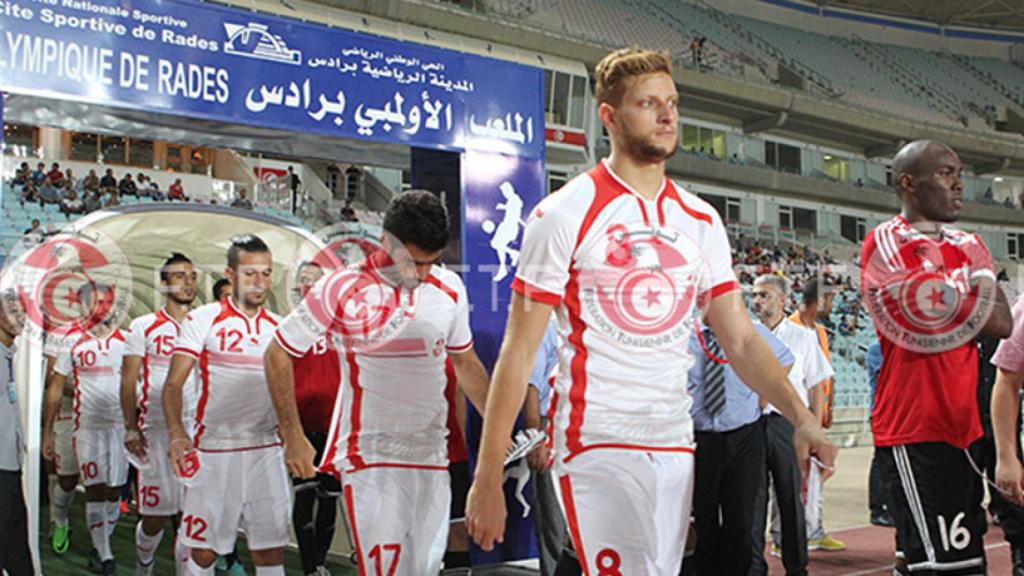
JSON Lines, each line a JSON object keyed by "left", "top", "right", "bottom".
{"left": 465, "top": 48, "right": 836, "bottom": 575}
{"left": 42, "top": 284, "right": 129, "bottom": 576}
{"left": 120, "top": 253, "right": 199, "bottom": 576}
{"left": 163, "top": 235, "right": 288, "bottom": 576}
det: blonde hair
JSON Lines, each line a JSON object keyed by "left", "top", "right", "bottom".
{"left": 594, "top": 48, "right": 672, "bottom": 106}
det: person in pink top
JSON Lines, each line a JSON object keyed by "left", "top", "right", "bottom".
{"left": 991, "top": 295, "right": 1024, "bottom": 574}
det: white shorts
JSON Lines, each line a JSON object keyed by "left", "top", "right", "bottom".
{"left": 74, "top": 426, "right": 129, "bottom": 488}
{"left": 53, "top": 418, "right": 79, "bottom": 477}
{"left": 342, "top": 466, "right": 450, "bottom": 576}
{"left": 136, "top": 430, "right": 184, "bottom": 517}
{"left": 553, "top": 449, "right": 695, "bottom": 576}
{"left": 180, "top": 445, "right": 291, "bottom": 555}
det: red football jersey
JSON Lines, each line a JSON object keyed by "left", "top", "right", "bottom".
{"left": 292, "top": 335, "right": 342, "bottom": 434}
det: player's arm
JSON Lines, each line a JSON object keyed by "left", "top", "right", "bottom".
{"left": 120, "top": 354, "right": 147, "bottom": 458}
{"left": 264, "top": 339, "right": 316, "bottom": 479}
{"left": 162, "top": 353, "right": 197, "bottom": 476}
{"left": 993, "top": 366, "right": 1024, "bottom": 503}
{"left": 982, "top": 286, "right": 1012, "bottom": 339}
{"left": 523, "top": 385, "right": 549, "bottom": 472}
{"left": 706, "top": 291, "right": 837, "bottom": 478}
{"left": 41, "top": 370, "right": 67, "bottom": 460}
{"left": 467, "top": 293, "right": 553, "bottom": 550}
{"left": 450, "top": 346, "right": 490, "bottom": 413}
{"left": 808, "top": 380, "right": 826, "bottom": 423}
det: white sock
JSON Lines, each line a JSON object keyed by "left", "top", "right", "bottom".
{"left": 86, "top": 501, "right": 112, "bottom": 561}
{"left": 51, "top": 483, "right": 75, "bottom": 527}
{"left": 255, "top": 567, "right": 285, "bottom": 575}
{"left": 105, "top": 500, "right": 121, "bottom": 538}
{"left": 174, "top": 536, "right": 190, "bottom": 576}
{"left": 135, "top": 522, "right": 163, "bottom": 566}
{"left": 186, "top": 555, "right": 215, "bottom": 576}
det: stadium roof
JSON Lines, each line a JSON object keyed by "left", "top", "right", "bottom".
{"left": 826, "top": 0, "right": 1024, "bottom": 31}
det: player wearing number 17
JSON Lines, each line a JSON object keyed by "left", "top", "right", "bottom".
{"left": 162, "top": 235, "right": 288, "bottom": 576}
{"left": 464, "top": 47, "right": 837, "bottom": 575}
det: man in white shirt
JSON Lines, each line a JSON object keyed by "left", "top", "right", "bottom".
{"left": 0, "top": 297, "right": 32, "bottom": 576}
{"left": 750, "top": 274, "right": 833, "bottom": 576}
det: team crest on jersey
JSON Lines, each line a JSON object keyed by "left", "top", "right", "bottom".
{"left": 576, "top": 223, "right": 708, "bottom": 352}
{"left": 863, "top": 226, "right": 997, "bottom": 353}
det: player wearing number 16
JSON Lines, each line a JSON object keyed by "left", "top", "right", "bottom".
{"left": 162, "top": 235, "right": 288, "bottom": 576}
{"left": 42, "top": 283, "right": 129, "bottom": 576}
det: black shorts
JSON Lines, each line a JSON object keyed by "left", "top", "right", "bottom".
{"left": 291, "top": 431, "right": 341, "bottom": 497}
{"left": 449, "top": 459, "right": 470, "bottom": 522}
{"left": 879, "top": 443, "right": 987, "bottom": 574}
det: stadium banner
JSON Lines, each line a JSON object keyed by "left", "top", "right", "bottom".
{"left": 462, "top": 149, "right": 545, "bottom": 563}
{"left": 0, "top": 0, "right": 544, "bottom": 158}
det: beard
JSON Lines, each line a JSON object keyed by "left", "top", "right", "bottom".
{"left": 168, "top": 291, "right": 196, "bottom": 306}
{"left": 621, "top": 124, "right": 678, "bottom": 163}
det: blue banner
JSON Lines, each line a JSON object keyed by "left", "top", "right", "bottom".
{"left": 0, "top": 0, "right": 544, "bottom": 158}
{"left": 462, "top": 149, "right": 545, "bottom": 563}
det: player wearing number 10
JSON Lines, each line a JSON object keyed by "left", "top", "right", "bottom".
{"left": 163, "top": 235, "right": 289, "bottom": 576}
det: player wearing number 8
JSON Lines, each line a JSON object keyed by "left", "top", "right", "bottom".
{"left": 861, "top": 140, "right": 1013, "bottom": 575}
{"left": 42, "top": 283, "right": 129, "bottom": 576}
{"left": 120, "top": 253, "right": 200, "bottom": 576}
{"left": 163, "top": 235, "right": 289, "bottom": 576}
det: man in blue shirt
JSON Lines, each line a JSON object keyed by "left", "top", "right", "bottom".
{"left": 688, "top": 320, "right": 794, "bottom": 576}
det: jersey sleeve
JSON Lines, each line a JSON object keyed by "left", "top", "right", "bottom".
{"left": 53, "top": 347, "right": 73, "bottom": 377}
{"left": 511, "top": 200, "right": 576, "bottom": 306}
{"left": 446, "top": 278, "right": 473, "bottom": 353}
{"left": 993, "top": 297, "right": 1024, "bottom": 372}
{"left": 173, "top": 308, "right": 211, "bottom": 359}
{"left": 702, "top": 209, "right": 740, "bottom": 301}
{"left": 275, "top": 273, "right": 335, "bottom": 358}
{"left": 123, "top": 318, "right": 146, "bottom": 358}
{"left": 968, "top": 234, "right": 996, "bottom": 281}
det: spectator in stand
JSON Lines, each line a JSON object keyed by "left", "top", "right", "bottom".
{"left": 31, "top": 163, "right": 46, "bottom": 186}
{"left": 38, "top": 178, "right": 60, "bottom": 206}
{"left": 340, "top": 202, "right": 358, "bottom": 222}
{"left": 118, "top": 173, "right": 137, "bottom": 197}
{"left": 104, "top": 190, "right": 121, "bottom": 208}
{"left": 19, "top": 182, "right": 38, "bottom": 206}
{"left": 690, "top": 36, "right": 701, "bottom": 66}
{"left": 230, "top": 188, "right": 253, "bottom": 210}
{"left": 345, "top": 165, "right": 361, "bottom": 202}
{"left": 288, "top": 166, "right": 301, "bottom": 214}
{"left": 83, "top": 169, "right": 100, "bottom": 193}
{"left": 64, "top": 168, "right": 78, "bottom": 191}
{"left": 58, "top": 180, "right": 75, "bottom": 202}
{"left": 149, "top": 181, "right": 165, "bottom": 201}
{"left": 135, "top": 174, "right": 150, "bottom": 197}
{"left": 13, "top": 162, "right": 29, "bottom": 187}
{"left": 46, "top": 162, "right": 63, "bottom": 186}
{"left": 83, "top": 190, "right": 102, "bottom": 213}
{"left": 59, "top": 190, "right": 84, "bottom": 219}
{"left": 99, "top": 168, "right": 117, "bottom": 193}
{"left": 23, "top": 219, "right": 42, "bottom": 236}
{"left": 167, "top": 178, "right": 185, "bottom": 201}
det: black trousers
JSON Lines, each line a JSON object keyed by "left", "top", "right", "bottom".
{"left": 870, "top": 446, "right": 892, "bottom": 516}
{"left": 0, "top": 469, "right": 34, "bottom": 576}
{"left": 693, "top": 420, "right": 766, "bottom": 576}
{"left": 750, "top": 414, "right": 807, "bottom": 576}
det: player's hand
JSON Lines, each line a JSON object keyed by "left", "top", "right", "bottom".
{"left": 526, "top": 443, "right": 550, "bottom": 472}
{"left": 284, "top": 434, "right": 317, "bottom": 480}
{"left": 124, "top": 428, "right": 148, "bottom": 459}
{"left": 995, "top": 456, "right": 1024, "bottom": 505}
{"left": 466, "top": 479, "right": 507, "bottom": 551}
{"left": 794, "top": 421, "right": 838, "bottom": 482}
{"left": 41, "top": 431, "right": 55, "bottom": 461}
{"left": 822, "top": 408, "right": 833, "bottom": 430}
{"left": 168, "top": 435, "right": 194, "bottom": 478}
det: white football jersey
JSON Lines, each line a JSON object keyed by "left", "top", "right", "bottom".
{"left": 275, "top": 262, "right": 473, "bottom": 472}
{"left": 173, "top": 299, "right": 281, "bottom": 451}
{"left": 54, "top": 329, "right": 127, "bottom": 431}
{"left": 512, "top": 159, "right": 739, "bottom": 462}
{"left": 45, "top": 324, "right": 85, "bottom": 421}
{"left": 124, "top": 309, "right": 199, "bottom": 430}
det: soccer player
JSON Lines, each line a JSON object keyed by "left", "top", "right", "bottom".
{"left": 862, "top": 140, "right": 1012, "bottom": 575}
{"left": 120, "top": 253, "right": 198, "bottom": 576}
{"left": 43, "top": 284, "right": 129, "bottom": 576}
{"left": 265, "top": 190, "right": 491, "bottom": 575}
{"left": 163, "top": 235, "right": 288, "bottom": 576}
{"left": 464, "top": 48, "right": 835, "bottom": 575}
{"left": 288, "top": 261, "right": 343, "bottom": 576}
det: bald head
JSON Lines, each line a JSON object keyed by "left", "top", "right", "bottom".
{"left": 892, "top": 140, "right": 955, "bottom": 188}
{"left": 890, "top": 139, "right": 964, "bottom": 224}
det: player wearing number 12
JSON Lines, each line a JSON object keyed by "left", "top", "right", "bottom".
{"left": 120, "top": 253, "right": 199, "bottom": 576}
{"left": 42, "top": 284, "right": 128, "bottom": 576}
{"left": 465, "top": 48, "right": 836, "bottom": 575}
{"left": 163, "top": 235, "right": 289, "bottom": 576}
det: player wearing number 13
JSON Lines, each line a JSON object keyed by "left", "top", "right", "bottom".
{"left": 162, "top": 235, "right": 288, "bottom": 576}
{"left": 465, "top": 47, "right": 837, "bottom": 576}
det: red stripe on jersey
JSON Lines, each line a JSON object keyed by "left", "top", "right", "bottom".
{"left": 205, "top": 351, "right": 265, "bottom": 368}
{"left": 171, "top": 347, "right": 200, "bottom": 359}
{"left": 710, "top": 280, "right": 740, "bottom": 299}
{"left": 144, "top": 310, "right": 173, "bottom": 338}
{"left": 635, "top": 196, "right": 651, "bottom": 226}
{"left": 564, "top": 444, "right": 694, "bottom": 463}
{"left": 659, "top": 182, "right": 713, "bottom": 225}
{"left": 139, "top": 356, "right": 151, "bottom": 428}
{"left": 366, "top": 338, "right": 428, "bottom": 356}
{"left": 196, "top": 442, "right": 283, "bottom": 453}
{"left": 274, "top": 332, "right": 305, "bottom": 358}
{"left": 192, "top": 351, "right": 211, "bottom": 448}
{"left": 343, "top": 484, "right": 367, "bottom": 576}
{"left": 72, "top": 365, "right": 81, "bottom": 432}
{"left": 345, "top": 462, "right": 449, "bottom": 473}
{"left": 424, "top": 274, "right": 459, "bottom": 303}
{"left": 511, "top": 277, "right": 561, "bottom": 306}
{"left": 345, "top": 351, "right": 367, "bottom": 470}
{"left": 446, "top": 341, "right": 473, "bottom": 353}
{"left": 563, "top": 270, "right": 589, "bottom": 457}
{"left": 255, "top": 308, "right": 279, "bottom": 335}
{"left": 445, "top": 357, "right": 469, "bottom": 463}
{"left": 559, "top": 475, "right": 591, "bottom": 576}
{"left": 582, "top": 164, "right": 629, "bottom": 252}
